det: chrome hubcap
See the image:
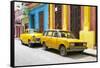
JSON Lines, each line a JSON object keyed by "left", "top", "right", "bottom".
{"left": 60, "top": 47, "right": 66, "bottom": 56}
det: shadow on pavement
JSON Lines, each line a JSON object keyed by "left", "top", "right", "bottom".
{"left": 31, "top": 44, "right": 43, "bottom": 48}
{"left": 45, "top": 49, "right": 88, "bottom": 59}
{"left": 22, "top": 44, "right": 43, "bottom": 48}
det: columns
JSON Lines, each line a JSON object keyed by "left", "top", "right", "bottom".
{"left": 90, "top": 7, "right": 96, "bottom": 31}
{"left": 29, "top": 15, "right": 32, "bottom": 29}
{"left": 80, "top": 6, "right": 95, "bottom": 48}
{"left": 44, "top": 5, "right": 49, "bottom": 31}
{"left": 83, "top": 6, "right": 90, "bottom": 31}
{"left": 62, "top": 5, "right": 67, "bottom": 31}
{"left": 35, "top": 13, "right": 39, "bottom": 31}
{"left": 49, "top": 4, "right": 55, "bottom": 29}
{"left": 62, "top": 5, "right": 70, "bottom": 31}
{"left": 81, "top": 6, "right": 84, "bottom": 30}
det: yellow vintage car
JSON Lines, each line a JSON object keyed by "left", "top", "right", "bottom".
{"left": 20, "top": 29, "right": 43, "bottom": 47}
{"left": 41, "top": 29, "right": 87, "bottom": 56}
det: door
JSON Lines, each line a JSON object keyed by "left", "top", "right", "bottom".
{"left": 31, "top": 15, "right": 35, "bottom": 29}
{"left": 45, "top": 31, "right": 53, "bottom": 48}
{"left": 16, "top": 26, "right": 18, "bottom": 37}
{"left": 16, "top": 26, "right": 20, "bottom": 38}
{"left": 70, "top": 5, "right": 81, "bottom": 39}
{"left": 39, "top": 11, "right": 44, "bottom": 32}
{"left": 51, "top": 31, "right": 59, "bottom": 49}
{"left": 25, "top": 23, "right": 28, "bottom": 29}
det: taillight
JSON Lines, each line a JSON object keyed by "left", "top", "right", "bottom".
{"left": 83, "top": 43, "right": 87, "bottom": 46}
{"left": 70, "top": 43, "right": 75, "bottom": 46}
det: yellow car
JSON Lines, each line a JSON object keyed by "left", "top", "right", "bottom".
{"left": 20, "top": 29, "right": 43, "bottom": 47}
{"left": 41, "top": 29, "right": 87, "bottom": 56}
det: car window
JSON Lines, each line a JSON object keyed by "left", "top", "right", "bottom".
{"left": 43, "top": 31, "right": 48, "bottom": 36}
{"left": 26, "top": 29, "right": 39, "bottom": 34}
{"left": 47, "top": 31, "right": 53, "bottom": 36}
{"left": 53, "top": 32, "right": 59, "bottom": 37}
{"left": 60, "top": 31, "right": 76, "bottom": 38}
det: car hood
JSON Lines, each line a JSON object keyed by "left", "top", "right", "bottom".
{"left": 29, "top": 33, "right": 43, "bottom": 36}
{"left": 62, "top": 38, "right": 85, "bottom": 43}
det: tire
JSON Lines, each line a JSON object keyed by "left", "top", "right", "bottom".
{"left": 59, "top": 46, "right": 67, "bottom": 56}
{"left": 28, "top": 43, "right": 32, "bottom": 47}
{"left": 43, "top": 42, "right": 48, "bottom": 50}
{"left": 28, "top": 39, "right": 32, "bottom": 47}
{"left": 21, "top": 40, "right": 24, "bottom": 45}
{"left": 79, "top": 50, "right": 84, "bottom": 54}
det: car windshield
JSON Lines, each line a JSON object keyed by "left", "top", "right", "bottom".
{"left": 28, "top": 29, "right": 38, "bottom": 34}
{"left": 60, "top": 31, "right": 76, "bottom": 39}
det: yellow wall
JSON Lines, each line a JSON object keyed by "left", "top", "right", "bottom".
{"left": 49, "top": 5, "right": 95, "bottom": 48}
{"left": 80, "top": 6, "right": 95, "bottom": 48}
{"left": 80, "top": 31, "right": 95, "bottom": 48}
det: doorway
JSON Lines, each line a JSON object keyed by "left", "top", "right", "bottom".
{"left": 31, "top": 15, "right": 35, "bottom": 29}
{"left": 16, "top": 26, "right": 20, "bottom": 38}
{"left": 39, "top": 11, "right": 44, "bottom": 32}
{"left": 70, "top": 5, "right": 81, "bottom": 39}
{"left": 55, "top": 4, "right": 62, "bottom": 29}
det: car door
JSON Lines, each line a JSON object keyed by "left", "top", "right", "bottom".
{"left": 46, "top": 31, "right": 53, "bottom": 48}
{"left": 51, "top": 31, "right": 59, "bottom": 49}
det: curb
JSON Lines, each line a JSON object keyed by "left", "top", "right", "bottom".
{"left": 82, "top": 52, "right": 97, "bottom": 57}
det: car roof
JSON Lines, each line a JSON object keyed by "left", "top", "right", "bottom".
{"left": 45, "top": 29, "right": 69, "bottom": 32}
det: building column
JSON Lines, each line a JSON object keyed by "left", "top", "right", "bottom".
{"left": 62, "top": 5, "right": 70, "bottom": 31}
{"left": 44, "top": 5, "right": 49, "bottom": 31}
{"left": 35, "top": 13, "right": 39, "bottom": 31}
{"left": 81, "top": 6, "right": 84, "bottom": 30}
{"left": 29, "top": 15, "right": 32, "bottom": 29}
{"left": 90, "top": 7, "right": 96, "bottom": 31}
{"left": 49, "top": 4, "right": 55, "bottom": 29}
{"left": 83, "top": 6, "right": 90, "bottom": 31}
{"left": 90, "top": 7, "right": 96, "bottom": 47}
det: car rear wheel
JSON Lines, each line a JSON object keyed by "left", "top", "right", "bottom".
{"left": 43, "top": 42, "right": 48, "bottom": 50}
{"left": 79, "top": 50, "right": 84, "bottom": 54}
{"left": 59, "top": 46, "right": 67, "bottom": 56}
{"left": 28, "top": 39, "right": 32, "bottom": 47}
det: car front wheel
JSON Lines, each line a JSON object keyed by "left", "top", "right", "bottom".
{"left": 43, "top": 42, "right": 48, "bottom": 50}
{"left": 21, "top": 40, "right": 24, "bottom": 45}
{"left": 59, "top": 46, "right": 67, "bottom": 56}
{"left": 28, "top": 39, "right": 32, "bottom": 47}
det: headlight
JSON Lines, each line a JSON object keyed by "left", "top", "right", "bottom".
{"left": 70, "top": 43, "right": 75, "bottom": 46}
{"left": 83, "top": 43, "right": 87, "bottom": 46}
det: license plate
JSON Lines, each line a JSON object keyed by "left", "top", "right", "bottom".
{"left": 36, "top": 41, "right": 40, "bottom": 43}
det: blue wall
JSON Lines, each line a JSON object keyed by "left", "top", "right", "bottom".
{"left": 29, "top": 4, "right": 48, "bottom": 31}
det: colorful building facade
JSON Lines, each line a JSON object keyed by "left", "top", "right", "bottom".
{"left": 15, "top": 9, "right": 23, "bottom": 38}
{"left": 27, "top": 3, "right": 96, "bottom": 48}
{"left": 29, "top": 4, "right": 48, "bottom": 32}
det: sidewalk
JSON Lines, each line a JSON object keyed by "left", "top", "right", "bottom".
{"left": 83, "top": 48, "right": 97, "bottom": 57}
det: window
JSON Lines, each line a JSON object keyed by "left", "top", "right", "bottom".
{"left": 47, "top": 31, "right": 53, "bottom": 36}
{"left": 60, "top": 31, "right": 76, "bottom": 38}
{"left": 43, "top": 31, "right": 48, "bottom": 36}
{"left": 53, "top": 32, "right": 59, "bottom": 37}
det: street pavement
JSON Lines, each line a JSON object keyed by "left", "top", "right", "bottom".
{"left": 15, "top": 38, "right": 97, "bottom": 66}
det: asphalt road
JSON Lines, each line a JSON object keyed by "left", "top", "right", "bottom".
{"left": 15, "top": 38, "right": 97, "bottom": 66}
